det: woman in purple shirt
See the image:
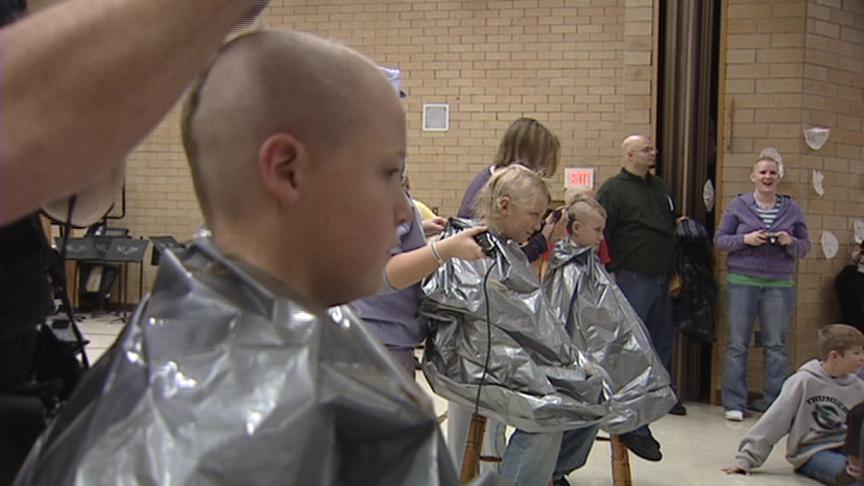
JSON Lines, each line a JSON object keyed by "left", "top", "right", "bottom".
{"left": 457, "top": 117, "right": 565, "bottom": 261}
{"left": 714, "top": 157, "right": 811, "bottom": 421}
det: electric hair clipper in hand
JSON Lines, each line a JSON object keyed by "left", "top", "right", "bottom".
{"left": 473, "top": 231, "right": 496, "bottom": 257}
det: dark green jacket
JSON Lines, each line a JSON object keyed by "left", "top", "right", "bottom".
{"left": 596, "top": 168, "right": 677, "bottom": 274}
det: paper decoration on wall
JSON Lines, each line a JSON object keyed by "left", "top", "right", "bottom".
{"left": 821, "top": 230, "right": 839, "bottom": 259}
{"left": 853, "top": 219, "right": 864, "bottom": 245}
{"left": 759, "top": 147, "right": 785, "bottom": 178}
{"left": 703, "top": 179, "right": 715, "bottom": 212}
{"left": 812, "top": 170, "right": 825, "bottom": 197}
{"left": 804, "top": 127, "right": 830, "bottom": 151}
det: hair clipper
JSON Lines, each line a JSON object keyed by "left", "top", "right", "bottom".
{"left": 473, "top": 231, "right": 496, "bottom": 257}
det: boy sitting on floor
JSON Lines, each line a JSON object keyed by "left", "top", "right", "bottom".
{"left": 723, "top": 324, "right": 864, "bottom": 485}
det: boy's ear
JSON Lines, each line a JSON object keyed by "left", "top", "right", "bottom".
{"left": 257, "top": 133, "right": 308, "bottom": 206}
{"left": 569, "top": 220, "right": 580, "bottom": 235}
{"left": 827, "top": 349, "right": 841, "bottom": 361}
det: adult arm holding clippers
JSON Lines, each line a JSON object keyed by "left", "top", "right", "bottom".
{"left": 1, "top": 0, "right": 265, "bottom": 225}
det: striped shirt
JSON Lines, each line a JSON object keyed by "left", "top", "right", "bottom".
{"left": 754, "top": 195, "right": 781, "bottom": 229}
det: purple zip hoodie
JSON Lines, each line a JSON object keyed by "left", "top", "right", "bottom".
{"left": 714, "top": 193, "right": 811, "bottom": 280}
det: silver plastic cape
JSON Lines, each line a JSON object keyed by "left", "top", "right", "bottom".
{"left": 543, "top": 240, "right": 677, "bottom": 434}
{"left": 421, "top": 219, "right": 609, "bottom": 433}
{"left": 15, "top": 236, "right": 507, "bottom": 486}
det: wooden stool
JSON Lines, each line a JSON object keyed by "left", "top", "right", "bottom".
{"left": 458, "top": 413, "right": 632, "bottom": 485}
{"left": 459, "top": 413, "right": 485, "bottom": 483}
{"left": 596, "top": 434, "right": 633, "bottom": 486}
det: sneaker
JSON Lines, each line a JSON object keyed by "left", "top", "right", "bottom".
{"left": 669, "top": 401, "right": 687, "bottom": 416}
{"left": 725, "top": 410, "right": 744, "bottom": 422}
{"left": 619, "top": 431, "right": 662, "bottom": 462}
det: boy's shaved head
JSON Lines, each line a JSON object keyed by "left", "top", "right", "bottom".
{"left": 564, "top": 187, "right": 595, "bottom": 208}
{"left": 566, "top": 196, "right": 606, "bottom": 225}
{"left": 182, "top": 30, "right": 393, "bottom": 224}
{"left": 178, "top": 30, "right": 410, "bottom": 306}
{"left": 566, "top": 195, "right": 606, "bottom": 247}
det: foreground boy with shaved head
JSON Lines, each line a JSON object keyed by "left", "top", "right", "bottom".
{"left": 14, "top": 30, "right": 461, "bottom": 486}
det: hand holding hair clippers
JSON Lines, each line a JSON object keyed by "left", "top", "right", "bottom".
{"left": 541, "top": 207, "right": 567, "bottom": 244}
{"left": 473, "top": 231, "right": 497, "bottom": 257}
{"left": 442, "top": 218, "right": 495, "bottom": 258}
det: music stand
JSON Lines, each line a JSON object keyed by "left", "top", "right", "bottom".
{"left": 102, "top": 227, "right": 129, "bottom": 238}
{"left": 58, "top": 236, "right": 149, "bottom": 322}
{"left": 149, "top": 236, "right": 183, "bottom": 266}
{"left": 59, "top": 236, "right": 115, "bottom": 316}
{"left": 106, "top": 239, "right": 149, "bottom": 262}
{"left": 56, "top": 237, "right": 101, "bottom": 261}
{"left": 105, "top": 239, "right": 149, "bottom": 323}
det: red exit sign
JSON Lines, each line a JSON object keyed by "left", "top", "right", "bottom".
{"left": 565, "top": 168, "right": 595, "bottom": 189}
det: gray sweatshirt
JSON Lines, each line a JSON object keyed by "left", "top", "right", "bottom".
{"left": 735, "top": 359, "right": 864, "bottom": 471}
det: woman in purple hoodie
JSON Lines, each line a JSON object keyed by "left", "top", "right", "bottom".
{"left": 715, "top": 157, "right": 811, "bottom": 422}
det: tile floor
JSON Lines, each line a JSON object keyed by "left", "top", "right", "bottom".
{"left": 78, "top": 313, "right": 819, "bottom": 486}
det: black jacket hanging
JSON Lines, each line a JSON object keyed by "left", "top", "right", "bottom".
{"left": 675, "top": 218, "right": 717, "bottom": 342}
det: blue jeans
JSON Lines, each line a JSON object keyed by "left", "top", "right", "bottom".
{"left": 500, "top": 426, "right": 599, "bottom": 486}
{"left": 614, "top": 271, "right": 676, "bottom": 379}
{"left": 615, "top": 270, "right": 677, "bottom": 438}
{"left": 796, "top": 448, "right": 848, "bottom": 485}
{"left": 722, "top": 283, "right": 794, "bottom": 412}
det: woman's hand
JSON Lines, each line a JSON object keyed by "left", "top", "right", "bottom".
{"left": 743, "top": 230, "right": 768, "bottom": 246}
{"left": 422, "top": 217, "right": 447, "bottom": 238}
{"left": 721, "top": 465, "right": 748, "bottom": 475}
{"left": 437, "top": 226, "right": 488, "bottom": 261}
{"left": 773, "top": 230, "right": 792, "bottom": 246}
{"left": 384, "top": 226, "right": 488, "bottom": 289}
{"left": 541, "top": 207, "right": 567, "bottom": 245}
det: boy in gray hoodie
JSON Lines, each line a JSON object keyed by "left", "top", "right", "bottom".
{"left": 723, "top": 324, "right": 864, "bottom": 484}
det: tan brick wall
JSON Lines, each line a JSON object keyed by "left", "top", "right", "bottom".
{"left": 116, "top": 0, "right": 657, "bottom": 300}
{"left": 796, "top": 0, "right": 864, "bottom": 358}
{"left": 712, "top": 0, "right": 864, "bottom": 403}
{"left": 24, "top": 1, "right": 863, "bottom": 401}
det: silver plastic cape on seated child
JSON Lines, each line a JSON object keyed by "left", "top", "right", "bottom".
{"left": 421, "top": 219, "right": 609, "bottom": 433}
{"left": 543, "top": 240, "right": 677, "bottom": 434}
{"left": 14, "top": 235, "right": 491, "bottom": 486}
